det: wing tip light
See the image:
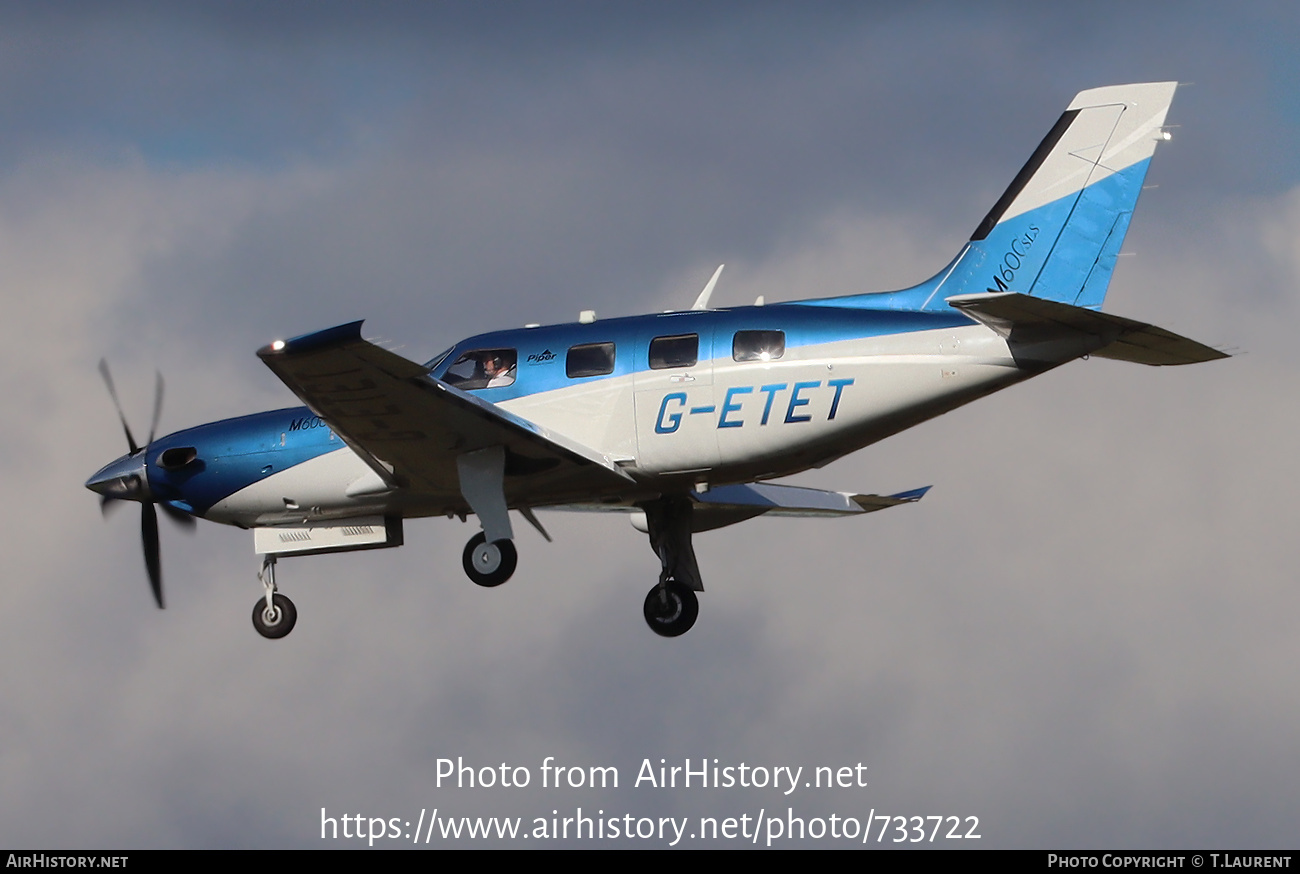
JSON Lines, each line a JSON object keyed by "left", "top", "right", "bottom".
{"left": 258, "top": 320, "right": 366, "bottom": 358}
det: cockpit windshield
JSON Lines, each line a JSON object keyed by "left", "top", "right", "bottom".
{"left": 440, "top": 348, "right": 517, "bottom": 390}
{"left": 424, "top": 346, "right": 455, "bottom": 370}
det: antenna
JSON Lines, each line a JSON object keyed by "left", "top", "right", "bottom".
{"left": 691, "top": 264, "right": 725, "bottom": 311}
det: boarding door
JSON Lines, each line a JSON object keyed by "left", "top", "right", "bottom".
{"left": 633, "top": 316, "right": 717, "bottom": 474}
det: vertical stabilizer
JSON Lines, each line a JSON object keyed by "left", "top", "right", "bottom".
{"left": 803, "top": 83, "right": 1177, "bottom": 313}
{"left": 951, "top": 82, "right": 1176, "bottom": 309}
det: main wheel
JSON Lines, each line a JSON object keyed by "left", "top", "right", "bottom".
{"left": 643, "top": 580, "right": 699, "bottom": 637}
{"left": 462, "top": 532, "right": 517, "bottom": 587}
{"left": 252, "top": 592, "right": 297, "bottom": 639}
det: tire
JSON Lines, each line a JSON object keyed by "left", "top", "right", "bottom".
{"left": 642, "top": 580, "right": 699, "bottom": 637}
{"left": 252, "top": 592, "right": 297, "bottom": 639}
{"left": 462, "top": 532, "right": 517, "bottom": 587}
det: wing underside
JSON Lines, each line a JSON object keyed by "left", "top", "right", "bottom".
{"left": 688, "top": 482, "right": 930, "bottom": 532}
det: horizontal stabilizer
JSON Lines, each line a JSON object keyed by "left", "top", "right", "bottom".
{"left": 948, "top": 292, "right": 1228, "bottom": 366}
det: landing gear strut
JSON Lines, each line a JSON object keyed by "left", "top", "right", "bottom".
{"left": 463, "top": 531, "right": 517, "bottom": 587}
{"left": 252, "top": 554, "right": 297, "bottom": 639}
{"left": 641, "top": 496, "right": 702, "bottom": 637}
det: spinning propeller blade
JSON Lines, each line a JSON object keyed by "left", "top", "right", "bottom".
{"left": 147, "top": 371, "right": 164, "bottom": 448}
{"left": 98, "top": 359, "right": 139, "bottom": 454}
{"left": 142, "top": 501, "right": 163, "bottom": 609}
{"left": 93, "top": 361, "right": 191, "bottom": 609}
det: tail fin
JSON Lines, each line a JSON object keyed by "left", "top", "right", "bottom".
{"left": 809, "top": 83, "right": 1177, "bottom": 313}
{"left": 955, "top": 82, "right": 1176, "bottom": 309}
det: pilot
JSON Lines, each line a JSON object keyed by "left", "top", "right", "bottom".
{"left": 482, "top": 352, "right": 515, "bottom": 387}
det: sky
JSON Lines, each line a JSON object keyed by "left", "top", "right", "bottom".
{"left": 2, "top": 1, "right": 1299, "bottom": 849}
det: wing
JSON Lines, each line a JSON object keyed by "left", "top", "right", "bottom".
{"left": 614, "top": 482, "right": 931, "bottom": 534}
{"left": 689, "top": 482, "right": 930, "bottom": 532}
{"left": 257, "top": 322, "right": 636, "bottom": 510}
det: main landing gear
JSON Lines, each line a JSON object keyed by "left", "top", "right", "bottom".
{"left": 462, "top": 531, "right": 517, "bottom": 587}
{"left": 252, "top": 554, "right": 297, "bottom": 639}
{"left": 641, "top": 496, "right": 703, "bottom": 638}
{"left": 455, "top": 446, "right": 520, "bottom": 588}
{"left": 643, "top": 580, "right": 698, "bottom": 638}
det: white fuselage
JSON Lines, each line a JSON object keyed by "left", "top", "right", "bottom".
{"left": 205, "top": 322, "right": 1021, "bottom": 529}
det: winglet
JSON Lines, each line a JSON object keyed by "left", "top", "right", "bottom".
{"left": 691, "top": 264, "right": 725, "bottom": 311}
{"left": 851, "top": 485, "right": 932, "bottom": 512}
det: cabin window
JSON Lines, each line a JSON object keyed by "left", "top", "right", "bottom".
{"left": 649, "top": 334, "right": 698, "bottom": 369}
{"left": 732, "top": 330, "right": 785, "bottom": 362}
{"left": 441, "top": 348, "right": 517, "bottom": 389}
{"left": 566, "top": 342, "right": 615, "bottom": 378}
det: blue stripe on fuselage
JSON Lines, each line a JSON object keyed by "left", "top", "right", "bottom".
{"left": 429, "top": 306, "right": 973, "bottom": 402}
{"left": 145, "top": 407, "right": 343, "bottom": 516}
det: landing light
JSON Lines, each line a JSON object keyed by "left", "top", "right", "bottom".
{"left": 271, "top": 339, "right": 286, "bottom": 351}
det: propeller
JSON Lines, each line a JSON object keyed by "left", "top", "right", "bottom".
{"left": 91, "top": 360, "right": 194, "bottom": 609}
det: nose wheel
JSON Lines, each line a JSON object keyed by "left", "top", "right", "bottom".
{"left": 463, "top": 531, "right": 517, "bottom": 587}
{"left": 643, "top": 580, "right": 698, "bottom": 637}
{"left": 252, "top": 554, "right": 297, "bottom": 639}
{"left": 252, "top": 592, "right": 297, "bottom": 639}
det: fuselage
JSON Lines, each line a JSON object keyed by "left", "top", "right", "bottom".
{"left": 98, "top": 301, "right": 1023, "bottom": 530}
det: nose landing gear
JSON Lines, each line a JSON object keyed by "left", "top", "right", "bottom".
{"left": 252, "top": 592, "right": 297, "bottom": 639}
{"left": 252, "top": 555, "right": 297, "bottom": 639}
